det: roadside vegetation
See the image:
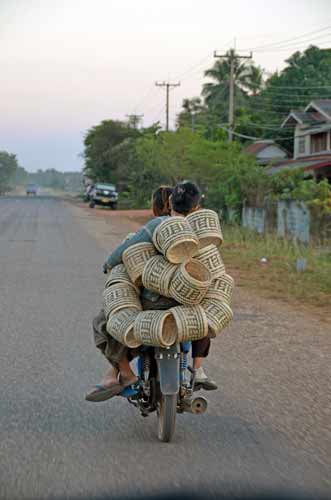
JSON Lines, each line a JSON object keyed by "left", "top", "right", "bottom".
{"left": 222, "top": 225, "right": 331, "bottom": 307}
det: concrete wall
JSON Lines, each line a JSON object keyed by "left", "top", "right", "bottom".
{"left": 242, "top": 200, "right": 312, "bottom": 244}
{"left": 277, "top": 200, "right": 310, "bottom": 244}
{"left": 242, "top": 206, "right": 265, "bottom": 234}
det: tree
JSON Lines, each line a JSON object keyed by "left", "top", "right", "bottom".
{"left": 238, "top": 46, "right": 331, "bottom": 151}
{"left": 0, "top": 151, "right": 18, "bottom": 194}
{"left": 83, "top": 120, "right": 140, "bottom": 182}
{"left": 202, "top": 50, "right": 263, "bottom": 123}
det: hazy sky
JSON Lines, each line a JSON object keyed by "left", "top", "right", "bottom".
{"left": 1, "top": 0, "right": 331, "bottom": 172}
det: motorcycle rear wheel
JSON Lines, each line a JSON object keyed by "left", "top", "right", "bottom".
{"left": 157, "top": 394, "right": 177, "bottom": 443}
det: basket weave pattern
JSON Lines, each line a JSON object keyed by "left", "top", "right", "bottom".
{"left": 187, "top": 209, "right": 223, "bottom": 248}
{"left": 205, "top": 274, "right": 234, "bottom": 304}
{"left": 169, "top": 260, "right": 211, "bottom": 305}
{"left": 153, "top": 217, "right": 199, "bottom": 263}
{"left": 106, "top": 308, "right": 141, "bottom": 348}
{"left": 105, "top": 264, "right": 138, "bottom": 291}
{"left": 142, "top": 255, "right": 177, "bottom": 297}
{"left": 98, "top": 209, "right": 234, "bottom": 347}
{"left": 200, "top": 297, "right": 233, "bottom": 336}
{"left": 194, "top": 244, "right": 225, "bottom": 278}
{"left": 123, "top": 242, "right": 158, "bottom": 286}
{"left": 134, "top": 310, "right": 177, "bottom": 347}
{"left": 102, "top": 283, "right": 142, "bottom": 320}
{"left": 171, "top": 305, "right": 208, "bottom": 342}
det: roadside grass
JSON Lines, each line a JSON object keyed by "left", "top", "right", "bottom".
{"left": 221, "top": 225, "right": 331, "bottom": 308}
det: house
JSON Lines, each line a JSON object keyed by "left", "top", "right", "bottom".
{"left": 243, "top": 140, "right": 288, "bottom": 165}
{"left": 268, "top": 100, "right": 331, "bottom": 181}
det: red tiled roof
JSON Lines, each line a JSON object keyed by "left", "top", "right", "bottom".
{"left": 268, "top": 154, "right": 331, "bottom": 174}
{"left": 244, "top": 141, "right": 276, "bottom": 155}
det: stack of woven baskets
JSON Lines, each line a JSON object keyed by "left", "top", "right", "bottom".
{"left": 103, "top": 209, "right": 234, "bottom": 348}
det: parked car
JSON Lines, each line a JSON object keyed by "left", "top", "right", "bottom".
{"left": 89, "top": 183, "right": 118, "bottom": 209}
{"left": 26, "top": 183, "right": 39, "bottom": 196}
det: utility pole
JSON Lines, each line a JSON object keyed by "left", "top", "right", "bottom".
{"left": 126, "top": 114, "right": 144, "bottom": 129}
{"left": 213, "top": 49, "right": 252, "bottom": 141}
{"left": 155, "top": 81, "right": 181, "bottom": 131}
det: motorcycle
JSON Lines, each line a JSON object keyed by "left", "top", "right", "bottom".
{"left": 119, "top": 342, "right": 208, "bottom": 443}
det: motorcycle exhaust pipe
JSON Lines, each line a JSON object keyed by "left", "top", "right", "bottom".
{"left": 182, "top": 396, "right": 208, "bottom": 414}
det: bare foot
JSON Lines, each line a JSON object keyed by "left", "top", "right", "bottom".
{"left": 100, "top": 366, "right": 119, "bottom": 388}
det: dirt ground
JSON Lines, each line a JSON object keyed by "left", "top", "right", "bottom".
{"left": 67, "top": 202, "right": 331, "bottom": 487}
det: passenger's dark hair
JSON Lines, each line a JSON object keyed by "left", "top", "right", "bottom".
{"left": 172, "top": 181, "right": 201, "bottom": 215}
{"left": 152, "top": 186, "right": 173, "bottom": 216}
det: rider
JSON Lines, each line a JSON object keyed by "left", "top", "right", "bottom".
{"left": 86, "top": 182, "right": 217, "bottom": 402}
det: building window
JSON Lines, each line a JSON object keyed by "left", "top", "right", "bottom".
{"left": 298, "top": 136, "right": 305, "bottom": 154}
{"left": 311, "top": 132, "right": 327, "bottom": 153}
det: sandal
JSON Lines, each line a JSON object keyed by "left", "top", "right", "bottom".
{"left": 85, "top": 381, "right": 123, "bottom": 402}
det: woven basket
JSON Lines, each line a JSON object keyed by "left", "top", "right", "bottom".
{"left": 153, "top": 217, "right": 199, "bottom": 264}
{"left": 201, "top": 297, "right": 233, "bottom": 336}
{"left": 205, "top": 274, "right": 234, "bottom": 304}
{"left": 186, "top": 209, "right": 223, "bottom": 248}
{"left": 134, "top": 310, "right": 177, "bottom": 347}
{"left": 102, "top": 283, "right": 142, "bottom": 320}
{"left": 194, "top": 244, "right": 225, "bottom": 278}
{"left": 142, "top": 255, "right": 177, "bottom": 297}
{"left": 123, "top": 242, "right": 158, "bottom": 286}
{"left": 169, "top": 259, "right": 211, "bottom": 305}
{"left": 171, "top": 304, "right": 208, "bottom": 342}
{"left": 105, "top": 264, "right": 139, "bottom": 292}
{"left": 106, "top": 308, "right": 141, "bottom": 348}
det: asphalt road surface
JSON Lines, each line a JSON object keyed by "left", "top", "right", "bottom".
{"left": 0, "top": 196, "right": 330, "bottom": 500}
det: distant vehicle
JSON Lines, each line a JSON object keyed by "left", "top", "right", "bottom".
{"left": 26, "top": 184, "right": 39, "bottom": 196}
{"left": 89, "top": 183, "right": 118, "bottom": 209}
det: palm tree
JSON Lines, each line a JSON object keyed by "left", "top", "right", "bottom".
{"left": 177, "top": 97, "right": 207, "bottom": 131}
{"left": 202, "top": 49, "right": 263, "bottom": 122}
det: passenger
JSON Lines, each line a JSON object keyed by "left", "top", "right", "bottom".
{"left": 86, "top": 182, "right": 217, "bottom": 402}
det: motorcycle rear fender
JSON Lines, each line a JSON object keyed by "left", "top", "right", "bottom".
{"left": 155, "top": 345, "right": 180, "bottom": 395}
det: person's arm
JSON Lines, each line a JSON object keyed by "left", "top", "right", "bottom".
{"left": 105, "top": 216, "right": 166, "bottom": 269}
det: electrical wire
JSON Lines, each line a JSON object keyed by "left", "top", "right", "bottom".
{"left": 245, "top": 25, "right": 331, "bottom": 51}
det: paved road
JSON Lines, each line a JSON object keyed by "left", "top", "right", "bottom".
{"left": 0, "top": 197, "right": 330, "bottom": 499}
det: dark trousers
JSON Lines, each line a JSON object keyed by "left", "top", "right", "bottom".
{"left": 191, "top": 337, "right": 210, "bottom": 358}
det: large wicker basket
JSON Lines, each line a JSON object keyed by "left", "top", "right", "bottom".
{"left": 171, "top": 304, "right": 208, "bottom": 342}
{"left": 186, "top": 209, "right": 223, "bottom": 248}
{"left": 205, "top": 274, "right": 234, "bottom": 304}
{"left": 169, "top": 259, "right": 211, "bottom": 305}
{"left": 153, "top": 217, "right": 199, "bottom": 264}
{"left": 123, "top": 242, "right": 158, "bottom": 287}
{"left": 105, "top": 264, "right": 139, "bottom": 292}
{"left": 200, "top": 297, "right": 233, "bottom": 336}
{"left": 102, "top": 283, "right": 142, "bottom": 320}
{"left": 106, "top": 308, "right": 141, "bottom": 348}
{"left": 194, "top": 244, "right": 225, "bottom": 278}
{"left": 134, "top": 310, "right": 177, "bottom": 347}
{"left": 142, "top": 255, "right": 177, "bottom": 298}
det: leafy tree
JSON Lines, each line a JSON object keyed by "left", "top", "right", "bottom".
{"left": 0, "top": 151, "right": 18, "bottom": 194}
{"left": 83, "top": 120, "right": 140, "bottom": 182}
{"left": 239, "top": 46, "right": 331, "bottom": 150}
{"left": 202, "top": 50, "right": 263, "bottom": 124}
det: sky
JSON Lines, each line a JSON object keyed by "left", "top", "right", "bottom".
{"left": 1, "top": 0, "right": 331, "bottom": 172}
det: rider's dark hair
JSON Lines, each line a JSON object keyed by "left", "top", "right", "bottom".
{"left": 152, "top": 186, "right": 173, "bottom": 216}
{"left": 172, "top": 181, "right": 201, "bottom": 216}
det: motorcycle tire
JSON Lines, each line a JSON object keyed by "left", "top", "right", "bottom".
{"left": 157, "top": 394, "right": 177, "bottom": 443}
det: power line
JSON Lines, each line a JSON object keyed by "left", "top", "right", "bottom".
{"left": 155, "top": 81, "right": 181, "bottom": 131}
{"left": 219, "top": 125, "right": 293, "bottom": 140}
{"left": 245, "top": 25, "right": 331, "bottom": 51}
